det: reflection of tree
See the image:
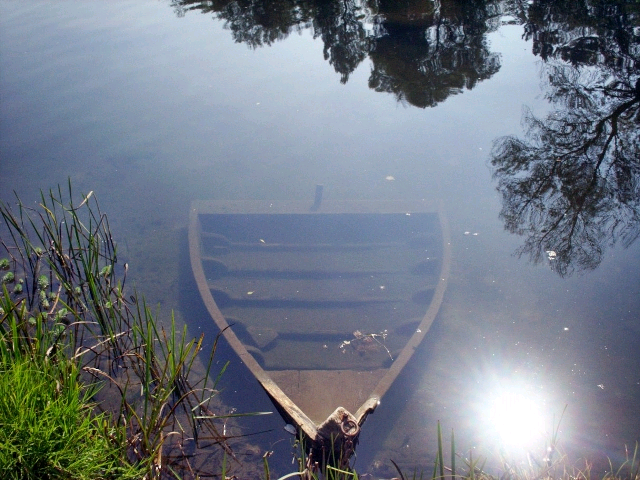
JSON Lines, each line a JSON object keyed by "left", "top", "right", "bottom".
{"left": 368, "top": 0, "right": 501, "bottom": 107}
{"left": 492, "top": 72, "right": 639, "bottom": 276}
{"left": 170, "top": 0, "right": 502, "bottom": 107}
{"left": 172, "top": 0, "right": 314, "bottom": 48}
{"left": 522, "top": 0, "right": 640, "bottom": 69}
{"left": 492, "top": 1, "right": 640, "bottom": 276}
{"left": 312, "top": 0, "right": 375, "bottom": 84}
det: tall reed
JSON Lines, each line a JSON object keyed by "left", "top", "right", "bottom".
{"left": 387, "top": 421, "right": 639, "bottom": 480}
{"left": 0, "top": 182, "right": 251, "bottom": 478}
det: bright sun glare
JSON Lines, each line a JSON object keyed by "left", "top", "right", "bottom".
{"left": 485, "top": 388, "right": 547, "bottom": 450}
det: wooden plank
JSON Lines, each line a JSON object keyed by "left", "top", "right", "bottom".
{"left": 244, "top": 334, "right": 398, "bottom": 371}
{"left": 200, "top": 231, "right": 439, "bottom": 251}
{"left": 220, "top": 300, "right": 430, "bottom": 336}
{"left": 206, "top": 280, "right": 424, "bottom": 305}
{"left": 197, "top": 210, "right": 438, "bottom": 247}
{"left": 269, "top": 369, "right": 387, "bottom": 425}
{"left": 193, "top": 199, "right": 440, "bottom": 215}
{"left": 201, "top": 250, "right": 438, "bottom": 277}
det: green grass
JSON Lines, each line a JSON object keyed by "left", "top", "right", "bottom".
{"left": 0, "top": 354, "right": 139, "bottom": 479}
{"left": 382, "top": 421, "right": 640, "bottom": 480}
{"left": 271, "top": 418, "right": 638, "bottom": 480}
{"left": 0, "top": 182, "right": 253, "bottom": 478}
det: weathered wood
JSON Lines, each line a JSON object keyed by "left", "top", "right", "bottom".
{"left": 189, "top": 199, "right": 450, "bottom": 450}
{"left": 219, "top": 293, "right": 430, "bottom": 336}
{"left": 246, "top": 325, "right": 279, "bottom": 349}
{"left": 189, "top": 207, "right": 320, "bottom": 441}
{"left": 208, "top": 286, "right": 407, "bottom": 306}
{"left": 201, "top": 247, "right": 437, "bottom": 274}
{"left": 268, "top": 369, "right": 386, "bottom": 424}
{"left": 355, "top": 211, "right": 451, "bottom": 425}
{"left": 201, "top": 232, "right": 438, "bottom": 251}
{"left": 201, "top": 256, "right": 438, "bottom": 278}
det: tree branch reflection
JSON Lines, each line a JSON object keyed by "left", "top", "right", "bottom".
{"left": 170, "top": 0, "right": 502, "bottom": 107}
{"left": 491, "top": 1, "right": 640, "bottom": 276}
{"left": 368, "top": 0, "right": 501, "bottom": 107}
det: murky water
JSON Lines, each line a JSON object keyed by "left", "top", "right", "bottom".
{"left": 1, "top": 0, "right": 639, "bottom": 477}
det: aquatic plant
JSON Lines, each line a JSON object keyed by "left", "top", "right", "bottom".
{"left": 383, "top": 421, "right": 640, "bottom": 480}
{"left": 274, "top": 434, "right": 361, "bottom": 480}
{"left": 274, "top": 418, "right": 638, "bottom": 480}
{"left": 0, "top": 182, "right": 255, "bottom": 478}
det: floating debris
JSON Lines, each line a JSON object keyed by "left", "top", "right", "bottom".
{"left": 546, "top": 250, "right": 557, "bottom": 260}
{"left": 340, "top": 330, "right": 393, "bottom": 360}
{"left": 284, "top": 424, "right": 297, "bottom": 435}
{"left": 385, "top": 175, "right": 395, "bottom": 181}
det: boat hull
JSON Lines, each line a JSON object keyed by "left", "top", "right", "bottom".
{"left": 188, "top": 199, "right": 450, "bottom": 445}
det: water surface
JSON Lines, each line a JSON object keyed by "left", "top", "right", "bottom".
{"left": 1, "top": 1, "right": 639, "bottom": 476}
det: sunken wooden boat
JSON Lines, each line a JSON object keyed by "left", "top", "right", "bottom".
{"left": 189, "top": 195, "right": 450, "bottom": 452}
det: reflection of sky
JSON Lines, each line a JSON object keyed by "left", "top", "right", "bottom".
{"left": 1, "top": 1, "right": 639, "bottom": 475}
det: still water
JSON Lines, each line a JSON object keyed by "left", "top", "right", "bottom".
{"left": 1, "top": 0, "right": 639, "bottom": 476}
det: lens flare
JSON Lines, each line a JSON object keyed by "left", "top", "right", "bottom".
{"left": 485, "top": 388, "right": 547, "bottom": 449}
